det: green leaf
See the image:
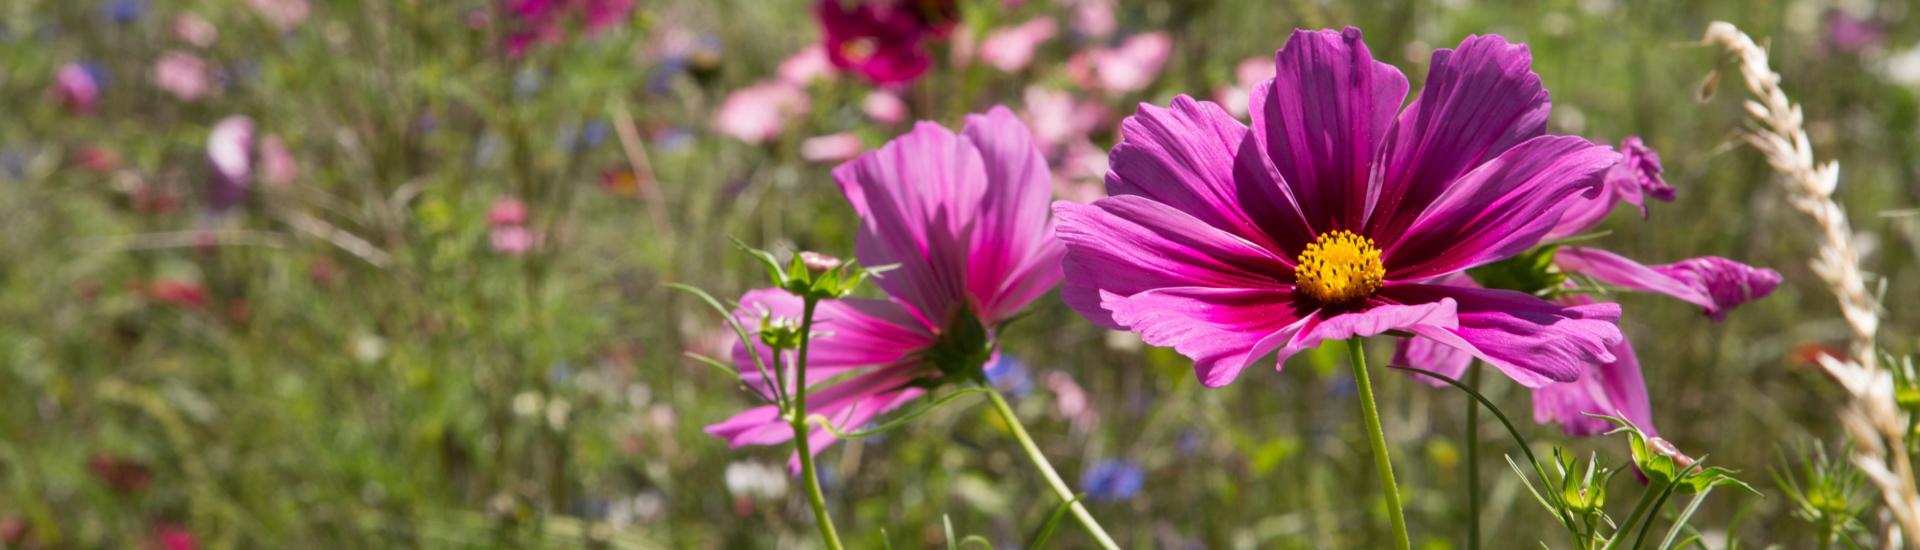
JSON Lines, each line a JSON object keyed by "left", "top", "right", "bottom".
{"left": 1029, "top": 493, "right": 1085, "bottom": 550}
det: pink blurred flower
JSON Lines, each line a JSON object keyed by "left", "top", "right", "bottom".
{"left": 711, "top": 81, "right": 810, "bottom": 145}
{"left": 1066, "top": 0, "right": 1115, "bottom": 38}
{"left": 503, "top": 0, "right": 634, "bottom": 55}
{"left": 777, "top": 45, "right": 835, "bottom": 85}
{"left": 173, "top": 13, "right": 218, "bottom": 48}
{"left": 259, "top": 135, "right": 296, "bottom": 187}
{"left": 207, "top": 115, "right": 255, "bottom": 212}
{"left": 55, "top": 63, "right": 100, "bottom": 114}
{"left": 142, "top": 280, "right": 209, "bottom": 310}
{"left": 488, "top": 197, "right": 528, "bottom": 226}
{"left": 1052, "top": 139, "right": 1108, "bottom": 202}
{"left": 1214, "top": 56, "right": 1276, "bottom": 118}
{"left": 978, "top": 17, "right": 1056, "bottom": 73}
{"left": 1068, "top": 32, "right": 1172, "bottom": 94}
{"left": 1825, "top": 10, "right": 1885, "bottom": 55}
{"left": 246, "top": 0, "right": 309, "bottom": 31}
{"left": 1021, "top": 86, "right": 1110, "bottom": 152}
{"left": 490, "top": 226, "right": 540, "bottom": 255}
{"left": 153, "top": 51, "right": 210, "bottom": 101}
{"left": 801, "top": 133, "right": 866, "bottom": 163}
{"left": 862, "top": 89, "right": 908, "bottom": 125}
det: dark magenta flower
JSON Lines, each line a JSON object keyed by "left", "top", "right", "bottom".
{"left": 55, "top": 63, "right": 102, "bottom": 114}
{"left": 706, "top": 108, "right": 1063, "bottom": 462}
{"left": 815, "top": 0, "right": 935, "bottom": 85}
{"left": 1057, "top": 28, "right": 1624, "bottom": 389}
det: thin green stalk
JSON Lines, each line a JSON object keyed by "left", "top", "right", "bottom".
{"left": 789, "top": 298, "right": 845, "bottom": 550}
{"left": 1465, "top": 363, "right": 1482, "bottom": 550}
{"left": 982, "top": 387, "right": 1120, "bottom": 550}
{"left": 1349, "top": 338, "right": 1410, "bottom": 550}
{"left": 1605, "top": 481, "right": 1664, "bottom": 550}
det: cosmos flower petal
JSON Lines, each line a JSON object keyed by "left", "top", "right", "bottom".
{"left": 1382, "top": 284, "right": 1623, "bottom": 388}
{"left": 1054, "top": 196, "right": 1296, "bottom": 327}
{"left": 1370, "top": 34, "right": 1551, "bottom": 244}
{"left": 1289, "top": 299, "right": 1461, "bottom": 350}
{"left": 1546, "top": 136, "right": 1673, "bottom": 238}
{"left": 1252, "top": 27, "right": 1409, "bottom": 230}
{"left": 1387, "top": 135, "right": 1618, "bottom": 280}
{"left": 1556, "top": 248, "right": 1781, "bottom": 321}
{"left": 1533, "top": 333, "right": 1657, "bottom": 437}
{"left": 729, "top": 289, "right": 936, "bottom": 390}
{"left": 1393, "top": 332, "right": 1475, "bottom": 386}
{"left": 1101, "top": 286, "right": 1311, "bottom": 388}
{"left": 705, "top": 362, "right": 926, "bottom": 452}
{"left": 1106, "top": 95, "right": 1310, "bottom": 252}
{"left": 834, "top": 122, "right": 990, "bottom": 327}
{"left": 959, "top": 107, "right": 1064, "bottom": 322}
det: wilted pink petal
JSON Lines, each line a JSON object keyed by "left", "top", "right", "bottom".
{"left": 247, "top": 0, "right": 309, "bottom": 31}
{"left": 801, "top": 133, "right": 866, "bottom": 163}
{"left": 488, "top": 197, "right": 529, "bottom": 226}
{"left": 777, "top": 45, "right": 835, "bottom": 85}
{"left": 862, "top": 90, "right": 908, "bottom": 125}
{"left": 55, "top": 63, "right": 100, "bottom": 114}
{"left": 173, "top": 13, "right": 218, "bottom": 48}
{"left": 712, "top": 81, "right": 810, "bottom": 145}
{"left": 978, "top": 18, "right": 1057, "bottom": 73}
{"left": 259, "top": 135, "right": 296, "bottom": 187}
{"left": 154, "top": 51, "right": 210, "bottom": 101}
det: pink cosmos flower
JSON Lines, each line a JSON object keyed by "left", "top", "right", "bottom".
{"left": 1825, "top": 10, "right": 1886, "bottom": 55}
{"left": 816, "top": 0, "right": 934, "bottom": 85}
{"left": 148, "top": 523, "right": 198, "bottom": 550}
{"left": 1056, "top": 28, "right": 1626, "bottom": 389}
{"left": 801, "top": 132, "right": 866, "bottom": 163}
{"left": 1066, "top": 0, "right": 1115, "bottom": 39}
{"left": 259, "top": 135, "right": 297, "bottom": 187}
{"left": 1021, "top": 86, "right": 1110, "bottom": 153}
{"left": 1214, "top": 56, "right": 1277, "bottom": 118}
{"left": 707, "top": 108, "right": 1064, "bottom": 462}
{"left": 154, "top": 51, "right": 210, "bottom": 101}
{"left": 1397, "top": 137, "right": 1780, "bottom": 436}
{"left": 711, "top": 81, "right": 810, "bottom": 145}
{"left": 488, "top": 197, "right": 529, "bottom": 226}
{"left": 777, "top": 45, "right": 835, "bottom": 85}
{"left": 55, "top": 63, "right": 100, "bottom": 114}
{"left": 490, "top": 226, "right": 539, "bottom": 255}
{"left": 247, "top": 0, "right": 309, "bottom": 31}
{"left": 978, "top": 17, "right": 1056, "bottom": 73}
{"left": 1067, "top": 32, "right": 1173, "bottom": 94}
{"left": 862, "top": 90, "right": 909, "bottom": 125}
{"left": 502, "top": 0, "right": 633, "bottom": 55}
{"left": 207, "top": 115, "right": 254, "bottom": 212}
{"left": 173, "top": 13, "right": 218, "bottom": 48}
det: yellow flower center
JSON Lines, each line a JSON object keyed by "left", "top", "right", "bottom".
{"left": 1294, "top": 230, "right": 1385, "bottom": 305}
{"left": 841, "top": 37, "right": 878, "bottom": 63}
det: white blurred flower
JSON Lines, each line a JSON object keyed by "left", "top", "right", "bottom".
{"left": 724, "top": 461, "right": 789, "bottom": 500}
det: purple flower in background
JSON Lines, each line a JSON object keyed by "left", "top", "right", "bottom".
{"left": 1057, "top": 28, "right": 1623, "bottom": 389}
{"left": 1080, "top": 459, "right": 1143, "bottom": 502}
{"left": 984, "top": 355, "right": 1034, "bottom": 398}
{"left": 55, "top": 63, "right": 101, "bottom": 114}
{"left": 706, "top": 108, "right": 1064, "bottom": 464}
{"left": 1825, "top": 10, "right": 1886, "bottom": 55}
{"left": 206, "top": 116, "right": 255, "bottom": 213}
{"left": 101, "top": 0, "right": 146, "bottom": 24}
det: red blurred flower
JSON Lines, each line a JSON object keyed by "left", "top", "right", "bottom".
{"left": 502, "top": 0, "right": 634, "bottom": 56}
{"left": 72, "top": 146, "right": 122, "bottom": 173}
{"left": 147, "top": 523, "right": 197, "bottom": 550}
{"left": 141, "top": 280, "right": 209, "bottom": 310}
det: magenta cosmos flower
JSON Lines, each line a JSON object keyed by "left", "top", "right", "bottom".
{"left": 1398, "top": 136, "right": 1781, "bottom": 436}
{"left": 707, "top": 107, "right": 1063, "bottom": 460}
{"left": 815, "top": 0, "right": 939, "bottom": 85}
{"left": 502, "top": 0, "right": 633, "bottom": 56}
{"left": 1056, "top": 28, "right": 1626, "bottom": 389}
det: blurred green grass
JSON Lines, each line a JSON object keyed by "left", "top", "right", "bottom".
{"left": 2, "top": 0, "right": 1918, "bottom": 547}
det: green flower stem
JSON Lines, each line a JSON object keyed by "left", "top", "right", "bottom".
{"left": 1465, "top": 362, "right": 1482, "bottom": 550}
{"left": 982, "top": 387, "right": 1120, "bottom": 550}
{"left": 1604, "top": 481, "right": 1663, "bottom": 550}
{"left": 789, "top": 298, "right": 845, "bottom": 550}
{"left": 1349, "top": 338, "right": 1410, "bottom": 550}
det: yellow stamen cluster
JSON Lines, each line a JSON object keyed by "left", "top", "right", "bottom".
{"left": 1294, "top": 230, "right": 1385, "bottom": 305}
{"left": 841, "top": 37, "right": 878, "bottom": 62}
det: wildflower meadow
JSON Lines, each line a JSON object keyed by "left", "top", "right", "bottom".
{"left": 9, "top": 0, "right": 1920, "bottom": 548}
